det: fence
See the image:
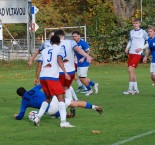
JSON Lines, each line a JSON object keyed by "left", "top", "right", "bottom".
{"left": 0, "top": 39, "right": 42, "bottom": 60}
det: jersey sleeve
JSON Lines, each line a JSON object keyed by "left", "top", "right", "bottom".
{"left": 59, "top": 46, "right": 66, "bottom": 59}
{"left": 38, "top": 54, "right": 43, "bottom": 62}
{"left": 38, "top": 42, "right": 45, "bottom": 52}
{"left": 70, "top": 40, "right": 78, "bottom": 50}
{"left": 83, "top": 41, "right": 90, "bottom": 52}
{"left": 15, "top": 104, "right": 27, "bottom": 120}
{"left": 143, "top": 30, "right": 149, "bottom": 41}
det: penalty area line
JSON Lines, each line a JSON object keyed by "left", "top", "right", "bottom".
{"left": 112, "top": 129, "right": 155, "bottom": 145}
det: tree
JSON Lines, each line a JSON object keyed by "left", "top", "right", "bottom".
{"left": 110, "top": 0, "right": 137, "bottom": 19}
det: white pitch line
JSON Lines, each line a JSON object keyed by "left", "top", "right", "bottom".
{"left": 112, "top": 129, "right": 155, "bottom": 145}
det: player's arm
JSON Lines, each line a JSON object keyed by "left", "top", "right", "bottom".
{"left": 143, "top": 46, "right": 150, "bottom": 63}
{"left": 74, "top": 46, "right": 92, "bottom": 63}
{"left": 135, "top": 41, "right": 149, "bottom": 53}
{"left": 125, "top": 40, "right": 131, "bottom": 54}
{"left": 14, "top": 105, "right": 27, "bottom": 120}
{"left": 28, "top": 50, "right": 40, "bottom": 66}
{"left": 34, "top": 61, "right": 42, "bottom": 85}
{"left": 28, "top": 42, "right": 45, "bottom": 66}
{"left": 57, "top": 55, "right": 70, "bottom": 80}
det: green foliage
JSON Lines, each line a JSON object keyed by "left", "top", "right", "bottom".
{"left": 2, "top": 0, "right": 155, "bottom": 62}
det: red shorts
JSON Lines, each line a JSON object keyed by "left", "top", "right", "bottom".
{"left": 40, "top": 80, "right": 65, "bottom": 97}
{"left": 74, "top": 63, "right": 77, "bottom": 72}
{"left": 128, "top": 54, "right": 142, "bottom": 68}
{"left": 59, "top": 73, "right": 75, "bottom": 88}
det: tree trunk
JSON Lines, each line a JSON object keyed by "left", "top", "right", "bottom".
{"left": 111, "top": 0, "right": 137, "bottom": 19}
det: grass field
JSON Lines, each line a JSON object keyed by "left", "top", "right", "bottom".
{"left": 0, "top": 60, "right": 155, "bottom": 145}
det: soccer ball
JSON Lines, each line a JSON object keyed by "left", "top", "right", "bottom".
{"left": 28, "top": 110, "right": 38, "bottom": 122}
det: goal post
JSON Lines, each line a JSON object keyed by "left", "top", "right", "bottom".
{"left": 44, "top": 26, "right": 87, "bottom": 41}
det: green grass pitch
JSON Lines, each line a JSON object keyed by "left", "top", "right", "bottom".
{"left": 0, "top": 60, "right": 155, "bottom": 145}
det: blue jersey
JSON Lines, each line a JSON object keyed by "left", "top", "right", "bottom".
{"left": 75, "top": 39, "right": 90, "bottom": 67}
{"left": 16, "top": 84, "right": 46, "bottom": 120}
{"left": 148, "top": 37, "right": 155, "bottom": 63}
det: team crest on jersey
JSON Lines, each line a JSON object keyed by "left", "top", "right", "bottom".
{"left": 153, "top": 43, "right": 155, "bottom": 46}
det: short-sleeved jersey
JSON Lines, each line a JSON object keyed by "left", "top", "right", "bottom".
{"left": 129, "top": 29, "right": 148, "bottom": 55}
{"left": 39, "top": 44, "right": 64, "bottom": 80}
{"left": 75, "top": 39, "right": 90, "bottom": 67}
{"left": 16, "top": 85, "right": 46, "bottom": 120}
{"left": 59, "top": 39, "right": 77, "bottom": 74}
{"left": 38, "top": 40, "right": 51, "bottom": 52}
{"left": 148, "top": 37, "right": 155, "bottom": 63}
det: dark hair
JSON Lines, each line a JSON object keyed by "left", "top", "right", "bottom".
{"left": 54, "top": 29, "right": 65, "bottom": 36}
{"left": 133, "top": 18, "right": 141, "bottom": 22}
{"left": 16, "top": 87, "right": 26, "bottom": 96}
{"left": 50, "top": 35, "right": 60, "bottom": 44}
{"left": 72, "top": 31, "right": 81, "bottom": 35}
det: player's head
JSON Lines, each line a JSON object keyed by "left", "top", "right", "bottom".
{"left": 48, "top": 31, "right": 55, "bottom": 38}
{"left": 50, "top": 35, "right": 60, "bottom": 45}
{"left": 147, "top": 25, "right": 155, "bottom": 38}
{"left": 16, "top": 87, "right": 26, "bottom": 97}
{"left": 72, "top": 31, "right": 81, "bottom": 42}
{"left": 133, "top": 18, "right": 141, "bottom": 30}
{"left": 54, "top": 29, "right": 65, "bottom": 37}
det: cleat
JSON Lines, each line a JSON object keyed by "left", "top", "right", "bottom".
{"left": 123, "top": 90, "right": 133, "bottom": 95}
{"left": 133, "top": 90, "right": 139, "bottom": 95}
{"left": 60, "top": 122, "right": 75, "bottom": 128}
{"left": 95, "top": 106, "right": 103, "bottom": 115}
{"left": 33, "top": 116, "right": 40, "bottom": 126}
{"left": 70, "top": 107, "right": 75, "bottom": 117}
{"left": 67, "top": 107, "right": 76, "bottom": 118}
{"left": 75, "top": 86, "right": 84, "bottom": 92}
{"left": 80, "top": 90, "right": 88, "bottom": 94}
{"left": 94, "top": 83, "right": 99, "bottom": 94}
{"left": 85, "top": 90, "right": 93, "bottom": 96}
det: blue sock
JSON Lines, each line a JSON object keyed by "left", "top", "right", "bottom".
{"left": 54, "top": 111, "right": 60, "bottom": 118}
{"left": 85, "top": 102, "right": 92, "bottom": 109}
{"left": 86, "top": 85, "right": 91, "bottom": 90}
{"left": 89, "top": 81, "right": 95, "bottom": 86}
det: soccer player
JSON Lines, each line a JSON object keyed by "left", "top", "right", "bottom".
{"left": 28, "top": 31, "right": 55, "bottom": 66}
{"left": 14, "top": 84, "right": 103, "bottom": 120}
{"left": 143, "top": 25, "right": 155, "bottom": 85}
{"left": 123, "top": 18, "right": 148, "bottom": 95}
{"left": 54, "top": 29, "right": 93, "bottom": 99}
{"left": 33, "top": 35, "right": 74, "bottom": 128}
{"left": 72, "top": 31, "right": 98, "bottom": 96}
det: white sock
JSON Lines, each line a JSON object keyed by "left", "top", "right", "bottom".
{"left": 65, "top": 89, "right": 73, "bottom": 100}
{"left": 70, "top": 86, "right": 78, "bottom": 101}
{"left": 58, "top": 102, "right": 66, "bottom": 123}
{"left": 133, "top": 82, "right": 138, "bottom": 91}
{"left": 76, "top": 79, "right": 82, "bottom": 87}
{"left": 92, "top": 105, "right": 97, "bottom": 110}
{"left": 37, "top": 101, "right": 48, "bottom": 119}
{"left": 129, "top": 82, "right": 134, "bottom": 91}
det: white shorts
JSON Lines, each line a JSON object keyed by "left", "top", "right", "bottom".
{"left": 77, "top": 67, "right": 89, "bottom": 77}
{"left": 47, "top": 96, "right": 71, "bottom": 116}
{"left": 150, "top": 63, "right": 155, "bottom": 74}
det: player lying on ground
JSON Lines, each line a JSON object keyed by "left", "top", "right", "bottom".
{"left": 14, "top": 84, "right": 103, "bottom": 120}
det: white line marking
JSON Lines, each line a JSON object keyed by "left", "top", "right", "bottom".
{"left": 112, "top": 129, "right": 155, "bottom": 145}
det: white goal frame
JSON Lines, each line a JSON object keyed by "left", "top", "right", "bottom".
{"left": 44, "top": 26, "right": 87, "bottom": 41}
